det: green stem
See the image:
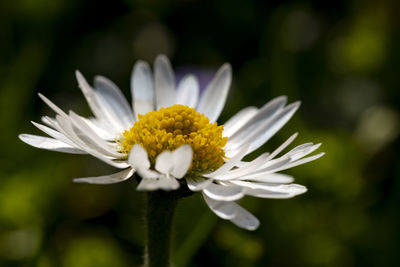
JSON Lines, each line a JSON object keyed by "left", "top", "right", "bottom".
{"left": 144, "top": 190, "right": 178, "bottom": 267}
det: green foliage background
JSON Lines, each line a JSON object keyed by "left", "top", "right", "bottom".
{"left": 1, "top": 0, "right": 400, "bottom": 266}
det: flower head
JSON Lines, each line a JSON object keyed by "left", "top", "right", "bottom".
{"left": 20, "top": 55, "right": 324, "bottom": 230}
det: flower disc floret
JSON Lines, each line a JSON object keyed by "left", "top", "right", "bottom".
{"left": 120, "top": 105, "right": 228, "bottom": 175}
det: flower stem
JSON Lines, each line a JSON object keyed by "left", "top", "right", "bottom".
{"left": 144, "top": 190, "right": 178, "bottom": 267}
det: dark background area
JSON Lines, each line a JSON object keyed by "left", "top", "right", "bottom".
{"left": 1, "top": 0, "right": 400, "bottom": 266}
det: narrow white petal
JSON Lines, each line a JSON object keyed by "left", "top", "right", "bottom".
{"left": 212, "top": 152, "right": 270, "bottom": 181}
{"left": 288, "top": 143, "right": 322, "bottom": 161}
{"left": 38, "top": 93, "right": 68, "bottom": 117}
{"left": 41, "top": 116, "right": 56, "bottom": 127}
{"left": 203, "top": 183, "right": 244, "bottom": 202}
{"left": 238, "top": 157, "right": 292, "bottom": 179}
{"left": 204, "top": 145, "right": 248, "bottom": 178}
{"left": 69, "top": 111, "right": 124, "bottom": 158}
{"left": 187, "top": 177, "right": 213, "bottom": 191}
{"left": 197, "top": 63, "right": 232, "bottom": 122}
{"left": 155, "top": 150, "right": 173, "bottom": 174}
{"left": 84, "top": 117, "right": 115, "bottom": 140}
{"left": 131, "top": 60, "right": 155, "bottom": 117}
{"left": 73, "top": 168, "right": 134, "bottom": 184}
{"left": 175, "top": 75, "right": 199, "bottom": 108}
{"left": 19, "top": 134, "right": 86, "bottom": 154}
{"left": 171, "top": 145, "right": 193, "bottom": 179}
{"left": 75, "top": 71, "right": 105, "bottom": 120}
{"left": 223, "top": 106, "right": 258, "bottom": 137}
{"left": 55, "top": 115, "right": 129, "bottom": 168}
{"left": 202, "top": 193, "right": 238, "bottom": 219}
{"left": 240, "top": 173, "right": 294, "bottom": 184}
{"left": 128, "top": 144, "right": 151, "bottom": 170}
{"left": 228, "top": 96, "right": 287, "bottom": 144}
{"left": 231, "top": 180, "right": 307, "bottom": 195}
{"left": 230, "top": 204, "right": 260, "bottom": 230}
{"left": 241, "top": 102, "right": 301, "bottom": 155}
{"left": 94, "top": 75, "right": 135, "bottom": 128}
{"left": 265, "top": 132, "right": 298, "bottom": 161}
{"left": 31, "top": 121, "right": 77, "bottom": 147}
{"left": 154, "top": 55, "right": 176, "bottom": 109}
{"left": 274, "top": 152, "right": 325, "bottom": 172}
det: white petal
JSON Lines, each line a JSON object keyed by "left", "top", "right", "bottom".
{"left": 69, "top": 111, "right": 124, "bottom": 158}
{"left": 137, "top": 177, "right": 161, "bottom": 191}
{"left": 187, "top": 177, "right": 213, "bottom": 191}
{"left": 31, "top": 121, "right": 77, "bottom": 147}
{"left": 240, "top": 173, "right": 294, "bottom": 184}
{"left": 175, "top": 75, "right": 199, "bottom": 108}
{"left": 154, "top": 55, "right": 176, "bottom": 109}
{"left": 265, "top": 132, "right": 298, "bottom": 161}
{"left": 171, "top": 145, "right": 193, "bottom": 179}
{"left": 237, "top": 157, "right": 292, "bottom": 179}
{"left": 228, "top": 96, "right": 287, "bottom": 144}
{"left": 197, "top": 63, "right": 232, "bottom": 122}
{"left": 38, "top": 93, "right": 68, "bottom": 117}
{"left": 288, "top": 143, "right": 321, "bottom": 161}
{"left": 73, "top": 168, "right": 134, "bottom": 184}
{"left": 274, "top": 152, "right": 325, "bottom": 172}
{"left": 155, "top": 150, "right": 173, "bottom": 174}
{"left": 156, "top": 175, "right": 180, "bottom": 190}
{"left": 84, "top": 117, "right": 115, "bottom": 140}
{"left": 137, "top": 175, "right": 179, "bottom": 191}
{"left": 204, "top": 145, "right": 249, "bottom": 178}
{"left": 211, "top": 152, "right": 270, "bottom": 181}
{"left": 232, "top": 102, "right": 301, "bottom": 156}
{"left": 54, "top": 115, "right": 129, "bottom": 168}
{"left": 202, "top": 193, "right": 238, "bottom": 219}
{"left": 75, "top": 71, "right": 106, "bottom": 121}
{"left": 19, "top": 134, "right": 86, "bottom": 154}
{"left": 94, "top": 75, "right": 135, "bottom": 128}
{"left": 203, "top": 183, "right": 244, "bottom": 201}
{"left": 223, "top": 106, "right": 258, "bottom": 137}
{"left": 128, "top": 144, "right": 150, "bottom": 170}
{"left": 137, "top": 168, "right": 160, "bottom": 179}
{"left": 230, "top": 205, "right": 260, "bottom": 230}
{"left": 131, "top": 60, "right": 155, "bottom": 117}
{"left": 232, "top": 180, "right": 307, "bottom": 195}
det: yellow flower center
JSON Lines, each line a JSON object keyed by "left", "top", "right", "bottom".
{"left": 120, "top": 104, "right": 228, "bottom": 176}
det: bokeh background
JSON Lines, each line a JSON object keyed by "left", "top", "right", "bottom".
{"left": 1, "top": 0, "right": 400, "bottom": 266}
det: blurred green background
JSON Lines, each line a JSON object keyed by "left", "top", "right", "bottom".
{"left": 1, "top": 0, "right": 400, "bottom": 266}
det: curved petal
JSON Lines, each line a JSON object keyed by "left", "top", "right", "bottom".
{"left": 73, "top": 168, "right": 135, "bottom": 184}
{"left": 154, "top": 55, "right": 176, "bottom": 109}
{"left": 128, "top": 144, "right": 150, "bottom": 170}
{"left": 155, "top": 150, "right": 173, "bottom": 174}
{"left": 94, "top": 75, "right": 135, "bottom": 128}
{"left": 131, "top": 60, "right": 155, "bottom": 117}
{"left": 202, "top": 193, "right": 238, "bottom": 219}
{"left": 175, "top": 75, "right": 199, "bottom": 108}
{"left": 203, "top": 183, "right": 244, "bottom": 202}
{"left": 230, "top": 204, "right": 259, "bottom": 230}
{"left": 187, "top": 177, "right": 213, "bottom": 191}
{"left": 19, "top": 134, "right": 86, "bottom": 154}
{"left": 197, "top": 63, "right": 232, "bottom": 122}
{"left": 171, "top": 145, "right": 193, "bottom": 178}
{"left": 223, "top": 106, "right": 258, "bottom": 137}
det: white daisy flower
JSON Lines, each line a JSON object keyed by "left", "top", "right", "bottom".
{"left": 19, "top": 55, "right": 323, "bottom": 230}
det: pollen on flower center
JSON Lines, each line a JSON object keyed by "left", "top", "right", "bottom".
{"left": 120, "top": 104, "right": 228, "bottom": 176}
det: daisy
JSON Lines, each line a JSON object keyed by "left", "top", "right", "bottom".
{"left": 19, "top": 55, "right": 323, "bottom": 230}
